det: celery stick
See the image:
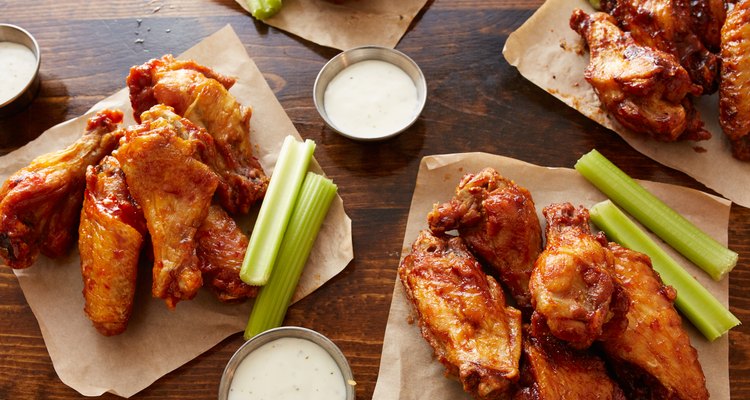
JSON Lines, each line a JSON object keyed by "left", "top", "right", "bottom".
{"left": 240, "top": 136, "right": 316, "bottom": 286}
{"left": 575, "top": 149, "right": 738, "bottom": 281}
{"left": 590, "top": 200, "right": 740, "bottom": 341}
{"left": 244, "top": 172, "right": 338, "bottom": 339}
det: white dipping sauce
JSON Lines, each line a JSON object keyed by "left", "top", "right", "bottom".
{"left": 0, "top": 42, "right": 37, "bottom": 104}
{"left": 324, "top": 59, "right": 419, "bottom": 139}
{"left": 229, "top": 337, "right": 347, "bottom": 400}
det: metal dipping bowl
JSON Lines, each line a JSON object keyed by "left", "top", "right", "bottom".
{"left": 313, "top": 46, "right": 427, "bottom": 141}
{"left": 0, "top": 24, "right": 41, "bottom": 117}
{"left": 218, "top": 326, "right": 356, "bottom": 400}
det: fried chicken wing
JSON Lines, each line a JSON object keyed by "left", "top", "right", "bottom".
{"left": 602, "top": 242, "right": 708, "bottom": 400}
{"left": 428, "top": 168, "right": 542, "bottom": 311}
{"left": 127, "top": 55, "right": 268, "bottom": 214}
{"left": 0, "top": 109, "right": 123, "bottom": 269}
{"left": 114, "top": 125, "right": 219, "bottom": 308}
{"left": 195, "top": 205, "right": 258, "bottom": 302}
{"left": 79, "top": 156, "right": 147, "bottom": 336}
{"left": 529, "top": 203, "right": 626, "bottom": 349}
{"left": 570, "top": 9, "right": 710, "bottom": 142}
{"left": 399, "top": 230, "right": 523, "bottom": 400}
{"left": 719, "top": 0, "right": 750, "bottom": 161}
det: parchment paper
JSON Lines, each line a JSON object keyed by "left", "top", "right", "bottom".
{"left": 0, "top": 25, "right": 353, "bottom": 398}
{"left": 234, "top": 0, "right": 429, "bottom": 50}
{"left": 502, "top": 0, "right": 750, "bottom": 208}
{"left": 372, "top": 153, "right": 730, "bottom": 400}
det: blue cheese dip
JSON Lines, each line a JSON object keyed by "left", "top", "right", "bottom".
{"left": 323, "top": 59, "right": 419, "bottom": 139}
{"left": 0, "top": 42, "right": 37, "bottom": 105}
{"left": 228, "top": 337, "right": 347, "bottom": 400}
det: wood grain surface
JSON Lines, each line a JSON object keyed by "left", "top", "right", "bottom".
{"left": 1, "top": 0, "right": 748, "bottom": 398}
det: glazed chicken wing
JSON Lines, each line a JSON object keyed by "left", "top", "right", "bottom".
{"left": 602, "top": 242, "right": 708, "bottom": 399}
{"left": 570, "top": 10, "right": 709, "bottom": 142}
{"left": 719, "top": 0, "right": 750, "bottom": 160}
{"left": 0, "top": 109, "right": 123, "bottom": 269}
{"left": 399, "top": 230, "right": 523, "bottom": 400}
{"left": 127, "top": 55, "right": 268, "bottom": 214}
{"left": 114, "top": 125, "right": 219, "bottom": 308}
{"left": 79, "top": 156, "right": 147, "bottom": 336}
{"left": 529, "top": 203, "right": 627, "bottom": 349}
{"left": 428, "top": 168, "right": 542, "bottom": 311}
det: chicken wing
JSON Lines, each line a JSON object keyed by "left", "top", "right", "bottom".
{"left": 428, "top": 168, "right": 542, "bottom": 311}
{"left": 719, "top": 0, "right": 750, "bottom": 161}
{"left": 79, "top": 156, "right": 147, "bottom": 336}
{"left": 0, "top": 109, "right": 123, "bottom": 269}
{"left": 601, "top": 0, "right": 720, "bottom": 94}
{"left": 195, "top": 205, "right": 258, "bottom": 302}
{"left": 513, "top": 316, "right": 626, "bottom": 400}
{"left": 529, "top": 203, "right": 627, "bottom": 349}
{"left": 114, "top": 124, "right": 219, "bottom": 308}
{"left": 127, "top": 55, "right": 268, "bottom": 214}
{"left": 399, "top": 230, "right": 523, "bottom": 400}
{"left": 602, "top": 242, "right": 708, "bottom": 399}
{"left": 570, "top": 9, "right": 710, "bottom": 142}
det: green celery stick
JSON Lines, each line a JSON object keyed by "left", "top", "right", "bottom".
{"left": 245, "top": 172, "right": 338, "bottom": 339}
{"left": 240, "top": 136, "right": 315, "bottom": 286}
{"left": 575, "top": 149, "right": 738, "bottom": 281}
{"left": 246, "top": 0, "right": 283, "bottom": 20}
{"left": 590, "top": 200, "right": 740, "bottom": 341}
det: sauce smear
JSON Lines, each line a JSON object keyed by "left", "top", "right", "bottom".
{"left": 0, "top": 42, "right": 36, "bottom": 105}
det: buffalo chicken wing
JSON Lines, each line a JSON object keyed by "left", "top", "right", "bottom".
{"left": 720, "top": 0, "right": 750, "bottom": 160}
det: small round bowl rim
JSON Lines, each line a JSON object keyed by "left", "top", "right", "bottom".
{"left": 313, "top": 45, "right": 427, "bottom": 142}
{"left": 218, "top": 326, "right": 356, "bottom": 400}
{"left": 0, "top": 23, "right": 41, "bottom": 112}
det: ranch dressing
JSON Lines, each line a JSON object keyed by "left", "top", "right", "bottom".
{"left": 228, "top": 337, "right": 347, "bottom": 400}
{"left": 0, "top": 42, "right": 37, "bottom": 104}
{"left": 324, "top": 59, "right": 418, "bottom": 139}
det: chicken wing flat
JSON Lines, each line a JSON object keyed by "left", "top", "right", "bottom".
{"left": 127, "top": 55, "right": 268, "bottom": 214}
{"left": 570, "top": 10, "right": 710, "bottom": 142}
{"left": 601, "top": 0, "right": 720, "bottom": 94}
{"left": 602, "top": 242, "right": 708, "bottom": 399}
{"left": 114, "top": 124, "right": 219, "bottom": 308}
{"left": 513, "top": 317, "right": 626, "bottom": 400}
{"left": 529, "top": 203, "right": 627, "bottom": 349}
{"left": 196, "top": 205, "right": 258, "bottom": 302}
{"left": 0, "top": 109, "right": 123, "bottom": 269}
{"left": 399, "top": 230, "right": 523, "bottom": 400}
{"left": 719, "top": 0, "right": 750, "bottom": 161}
{"left": 428, "top": 168, "right": 542, "bottom": 311}
{"left": 79, "top": 156, "right": 147, "bottom": 336}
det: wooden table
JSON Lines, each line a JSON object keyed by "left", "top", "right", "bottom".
{"left": 1, "top": 0, "right": 748, "bottom": 398}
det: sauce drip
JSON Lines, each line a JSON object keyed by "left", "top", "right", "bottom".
{"left": 0, "top": 42, "right": 36, "bottom": 105}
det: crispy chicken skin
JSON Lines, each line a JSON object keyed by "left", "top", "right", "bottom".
{"left": 513, "top": 316, "right": 626, "bottom": 400}
{"left": 570, "top": 9, "right": 710, "bottom": 142}
{"left": 602, "top": 242, "right": 708, "bottom": 400}
{"left": 428, "top": 168, "right": 542, "bottom": 311}
{"left": 79, "top": 156, "right": 147, "bottom": 336}
{"left": 719, "top": 0, "right": 750, "bottom": 161}
{"left": 0, "top": 109, "right": 123, "bottom": 269}
{"left": 529, "top": 203, "right": 627, "bottom": 349}
{"left": 114, "top": 124, "right": 219, "bottom": 308}
{"left": 127, "top": 55, "right": 268, "bottom": 214}
{"left": 195, "top": 205, "right": 258, "bottom": 302}
{"left": 399, "top": 230, "right": 523, "bottom": 400}
{"left": 600, "top": 0, "right": 720, "bottom": 94}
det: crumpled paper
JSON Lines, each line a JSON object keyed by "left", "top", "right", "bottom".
{"left": 372, "top": 152, "right": 729, "bottom": 399}
{"left": 0, "top": 25, "right": 353, "bottom": 398}
{"left": 234, "top": 0, "right": 430, "bottom": 50}
{"left": 503, "top": 0, "right": 750, "bottom": 208}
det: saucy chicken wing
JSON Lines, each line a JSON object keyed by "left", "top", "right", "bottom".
{"left": 0, "top": 110, "right": 123, "bottom": 269}
{"left": 570, "top": 9, "right": 709, "bottom": 142}
{"left": 719, "top": 0, "right": 750, "bottom": 161}
{"left": 127, "top": 55, "right": 268, "bottom": 214}
{"left": 399, "top": 230, "right": 523, "bottom": 400}
{"left": 428, "top": 168, "right": 542, "bottom": 311}
{"left": 529, "top": 203, "right": 627, "bottom": 349}
{"left": 602, "top": 242, "right": 708, "bottom": 400}
{"left": 79, "top": 156, "right": 147, "bottom": 336}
